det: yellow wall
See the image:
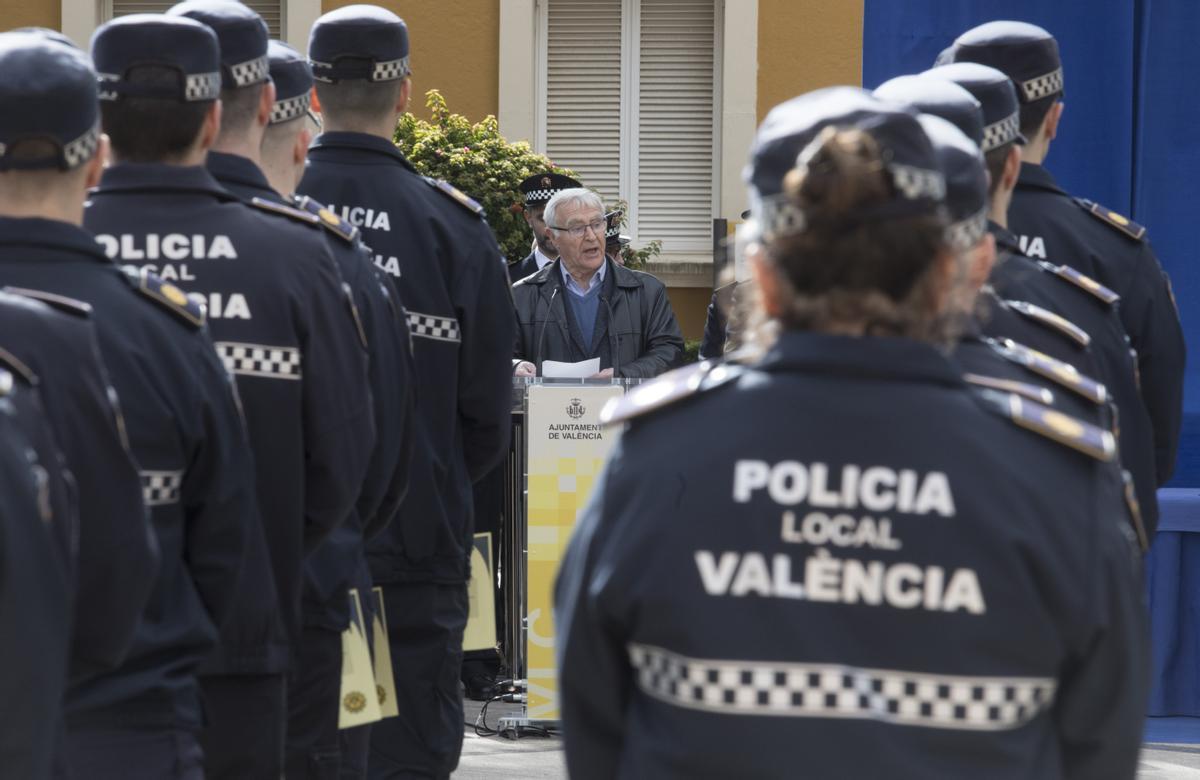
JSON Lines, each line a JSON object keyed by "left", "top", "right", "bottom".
{"left": 667, "top": 286, "right": 711, "bottom": 343}
{"left": 0, "top": 0, "right": 58, "bottom": 31}
{"left": 756, "top": 0, "right": 864, "bottom": 122}
{"left": 321, "top": 0, "right": 499, "bottom": 122}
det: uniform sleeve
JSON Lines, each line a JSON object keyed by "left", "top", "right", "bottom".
{"left": 454, "top": 228, "right": 516, "bottom": 482}
{"left": 43, "top": 322, "right": 159, "bottom": 675}
{"left": 299, "top": 250, "right": 375, "bottom": 551}
{"left": 698, "top": 289, "right": 726, "bottom": 361}
{"left": 619, "top": 280, "right": 685, "bottom": 378}
{"left": 1054, "top": 510, "right": 1150, "bottom": 780}
{"left": 554, "top": 450, "right": 633, "bottom": 780}
{"left": 1119, "top": 244, "right": 1185, "bottom": 484}
{"left": 180, "top": 332, "right": 264, "bottom": 632}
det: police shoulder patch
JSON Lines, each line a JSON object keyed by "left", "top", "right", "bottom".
{"left": 121, "top": 266, "right": 205, "bottom": 328}
{"left": 290, "top": 195, "right": 360, "bottom": 243}
{"left": 249, "top": 196, "right": 321, "bottom": 226}
{"left": 1002, "top": 298, "right": 1091, "bottom": 348}
{"left": 984, "top": 337, "right": 1107, "bottom": 406}
{"left": 3, "top": 286, "right": 92, "bottom": 317}
{"left": 1075, "top": 198, "right": 1146, "bottom": 241}
{"left": 0, "top": 346, "right": 37, "bottom": 387}
{"left": 600, "top": 360, "right": 740, "bottom": 426}
{"left": 424, "top": 177, "right": 485, "bottom": 218}
{"left": 1037, "top": 261, "right": 1120, "bottom": 305}
{"left": 973, "top": 387, "right": 1116, "bottom": 462}
{"left": 962, "top": 372, "right": 1053, "bottom": 405}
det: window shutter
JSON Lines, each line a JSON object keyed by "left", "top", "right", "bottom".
{"left": 108, "top": 0, "right": 283, "bottom": 38}
{"left": 636, "top": 0, "right": 716, "bottom": 251}
{"left": 544, "top": 0, "right": 623, "bottom": 202}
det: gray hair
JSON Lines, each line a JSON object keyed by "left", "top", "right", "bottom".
{"left": 544, "top": 187, "right": 604, "bottom": 231}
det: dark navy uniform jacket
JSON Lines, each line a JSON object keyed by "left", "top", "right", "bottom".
{"left": 985, "top": 224, "right": 1159, "bottom": 535}
{"left": 85, "top": 162, "right": 374, "bottom": 652}
{"left": 509, "top": 250, "right": 539, "bottom": 283}
{"left": 0, "top": 400, "right": 72, "bottom": 780}
{"left": 300, "top": 132, "right": 515, "bottom": 584}
{"left": 1010, "top": 163, "right": 1185, "bottom": 483}
{"left": 556, "top": 332, "right": 1148, "bottom": 780}
{"left": 0, "top": 291, "right": 156, "bottom": 680}
{"left": 207, "top": 150, "right": 414, "bottom": 630}
{"left": 0, "top": 216, "right": 258, "bottom": 728}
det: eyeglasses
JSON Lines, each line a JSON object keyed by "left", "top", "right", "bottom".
{"left": 549, "top": 219, "right": 606, "bottom": 239}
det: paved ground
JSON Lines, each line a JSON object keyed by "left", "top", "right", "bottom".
{"left": 454, "top": 698, "right": 1200, "bottom": 778}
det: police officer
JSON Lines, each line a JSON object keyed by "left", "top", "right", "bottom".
{"left": 0, "top": 391, "right": 72, "bottom": 780}
{"left": 0, "top": 290, "right": 159, "bottom": 680}
{"left": 299, "top": 6, "right": 516, "bottom": 776}
{"left": 0, "top": 29, "right": 261, "bottom": 777}
{"left": 937, "top": 20, "right": 1186, "bottom": 489}
{"left": 604, "top": 209, "right": 629, "bottom": 265}
{"left": 512, "top": 171, "right": 581, "bottom": 281}
{"left": 556, "top": 87, "right": 1148, "bottom": 779}
{"left": 86, "top": 14, "right": 375, "bottom": 777}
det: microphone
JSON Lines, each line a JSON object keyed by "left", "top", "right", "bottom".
{"left": 534, "top": 286, "right": 559, "bottom": 375}
{"left": 602, "top": 294, "right": 620, "bottom": 379}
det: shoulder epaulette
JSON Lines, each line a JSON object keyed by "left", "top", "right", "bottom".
{"left": 290, "top": 195, "right": 360, "bottom": 243}
{"left": 3, "top": 287, "right": 92, "bottom": 318}
{"left": 249, "top": 196, "right": 322, "bottom": 227}
{"left": 1120, "top": 469, "right": 1150, "bottom": 553}
{"left": 973, "top": 387, "right": 1116, "bottom": 462}
{"left": 1036, "top": 262, "right": 1120, "bottom": 306}
{"left": 1002, "top": 298, "right": 1091, "bottom": 348}
{"left": 0, "top": 347, "right": 36, "bottom": 387}
{"left": 984, "top": 337, "right": 1107, "bottom": 405}
{"left": 962, "top": 372, "right": 1053, "bottom": 405}
{"left": 600, "top": 360, "right": 741, "bottom": 426}
{"left": 120, "top": 266, "right": 205, "bottom": 328}
{"left": 424, "top": 177, "right": 485, "bottom": 217}
{"left": 1075, "top": 198, "right": 1146, "bottom": 241}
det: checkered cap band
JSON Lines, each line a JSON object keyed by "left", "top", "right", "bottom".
{"left": 141, "top": 469, "right": 183, "bottom": 507}
{"left": 270, "top": 93, "right": 311, "bottom": 124}
{"left": 62, "top": 124, "right": 100, "bottom": 169}
{"left": 406, "top": 311, "right": 461, "bottom": 343}
{"left": 756, "top": 194, "right": 806, "bottom": 243}
{"left": 1020, "top": 68, "right": 1064, "bottom": 102}
{"left": 230, "top": 55, "right": 269, "bottom": 88}
{"left": 889, "top": 164, "right": 946, "bottom": 201}
{"left": 629, "top": 643, "right": 1057, "bottom": 731}
{"left": 97, "top": 73, "right": 120, "bottom": 101}
{"left": 524, "top": 189, "right": 560, "bottom": 203}
{"left": 981, "top": 112, "right": 1021, "bottom": 152}
{"left": 185, "top": 72, "right": 222, "bottom": 102}
{"left": 215, "top": 341, "right": 302, "bottom": 380}
{"left": 946, "top": 207, "right": 989, "bottom": 251}
{"left": 372, "top": 57, "right": 409, "bottom": 82}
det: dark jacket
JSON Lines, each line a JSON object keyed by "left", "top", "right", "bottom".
{"left": 508, "top": 250, "right": 540, "bottom": 283}
{"left": 512, "top": 258, "right": 684, "bottom": 378}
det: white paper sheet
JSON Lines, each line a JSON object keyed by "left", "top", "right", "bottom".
{"left": 541, "top": 358, "right": 601, "bottom": 378}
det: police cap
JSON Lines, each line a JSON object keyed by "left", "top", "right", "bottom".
{"left": 520, "top": 172, "right": 581, "bottom": 206}
{"left": 0, "top": 32, "right": 99, "bottom": 171}
{"left": 924, "top": 62, "right": 1026, "bottom": 152}
{"left": 918, "top": 113, "right": 988, "bottom": 251}
{"left": 168, "top": 0, "right": 270, "bottom": 89}
{"left": 935, "top": 21, "right": 1063, "bottom": 104}
{"left": 267, "top": 40, "right": 313, "bottom": 124}
{"left": 874, "top": 74, "right": 984, "bottom": 149}
{"left": 604, "top": 210, "right": 629, "bottom": 248}
{"left": 746, "top": 86, "right": 945, "bottom": 241}
{"left": 308, "top": 4, "right": 410, "bottom": 83}
{"left": 91, "top": 14, "right": 221, "bottom": 103}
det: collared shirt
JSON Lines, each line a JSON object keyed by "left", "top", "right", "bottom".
{"left": 560, "top": 259, "right": 606, "bottom": 298}
{"left": 534, "top": 246, "right": 556, "bottom": 271}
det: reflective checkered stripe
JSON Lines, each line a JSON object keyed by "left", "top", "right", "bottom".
{"left": 141, "top": 469, "right": 183, "bottom": 506}
{"left": 628, "top": 643, "right": 1057, "bottom": 731}
{"left": 62, "top": 124, "right": 100, "bottom": 168}
{"left": 981, "top": 112, "right": 1021, "bottom": 152}
{"left": 524, "top": 188, "right": 559, "bottom": 203}
{"left": 406, "top": 311, "right": 461, "bottom": 343}
{"left": 184, "top": 72, "right": 221, "bottom": 102}
{"left": 1020, "top": 68, "right": 1064, "bottom": 102}
{"left": 372, "top": 57, "right": 410, "bottom": 81}
{"left": 215, "top": 341, "right": 302, "bottom": 380}
{"left": 946, "top": 207, "right": 988, "bottom": 251}
{"left": 889, "top": 164, "right": 946, "bottom": 201}
{"left": 270, "top": 94, "right": 311, "bottom": 124}
{"left": 230, "top": 56, "right": 269, "bottom": 87}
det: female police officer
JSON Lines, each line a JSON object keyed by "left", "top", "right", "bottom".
{"left": 554, "top": 88, "right": 1147, "bottom": 780}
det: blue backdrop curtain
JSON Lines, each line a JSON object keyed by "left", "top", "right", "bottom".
{"left": 863, "top": 0, "right": 1199, "bottom": 485}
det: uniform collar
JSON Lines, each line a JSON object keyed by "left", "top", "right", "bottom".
{"left": 757, "top": 331, "right": 965, "bottom": 389}
{"left": 206, "top": 151, "right": 275, "bottom": 197}
{"left": 0, "top": 216, "right": 112, "bottom": 263}
{"left": 309, "top": 131, "right": 417, "bottom": 171}
{"left": 1016, "top": 162, "right": 1066, "bottom": 196}
{"left": 95, "top": 161, "right": 235, "bottom": 199}
{"left": 987, "top": 220, "right": 1024, "bottom": 255}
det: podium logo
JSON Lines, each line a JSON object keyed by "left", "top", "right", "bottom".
{"left": 566, "top": 398, "right": 586, "bottom": 419}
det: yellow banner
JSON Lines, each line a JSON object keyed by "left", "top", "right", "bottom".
{"left": 525, "top": 384, "right": 624, "bottom": 721}
{"left": 464, "top": 532, "right": 497, "bottom": 652}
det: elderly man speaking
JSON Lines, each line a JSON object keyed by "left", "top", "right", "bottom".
{"left": 512, "top": 188, "right": 683, "bottom": 378}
